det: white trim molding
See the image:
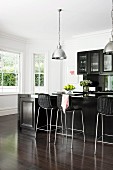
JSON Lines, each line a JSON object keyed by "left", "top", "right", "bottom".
{"left": 0, "top": 107, "right": 17, "bottom": 116}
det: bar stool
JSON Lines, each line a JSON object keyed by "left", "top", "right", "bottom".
{"left": 94, "top": 95, "right": 113, "bottom": 154}
{"left": 36, "top": 93, "right": 57, "bottom": 142}
{"left": 54, "top": 94, "right": 85, "bottom": 149}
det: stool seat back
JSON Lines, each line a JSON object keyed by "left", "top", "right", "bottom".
{"left": 38, "top": 93, "right": 52, "bottom": 109}
{"left": 57, "top": 94, "right": 62, "bottom": 109}
{"left": 97, "top": 95, "right": 113, "bottom": 115}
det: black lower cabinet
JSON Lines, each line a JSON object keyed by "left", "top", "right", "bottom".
{"left": 18, "top": 94, "right": 98, "bottom": 140}
{"left": 20, "top": 97, "right": 35, "bottom": 130}
{"left": 18, "top": 94, "right": 37, "bottom": 136}
{"left": 18, "top": 94, "right": 113, "bottom": 142}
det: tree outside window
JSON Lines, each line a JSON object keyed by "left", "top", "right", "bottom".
{"left": 0, "top": 51, "right": 20, "bottom": 93}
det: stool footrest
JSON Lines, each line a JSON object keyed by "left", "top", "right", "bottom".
{"left": 37, "top": 124, "right": 56, "bottom": 131}
{"left": 66, "top": 127, "right": 84, "bottom": 132}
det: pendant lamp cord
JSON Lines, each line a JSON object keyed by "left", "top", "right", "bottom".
{"left": 111, "top": 0, "right": 113, "bottom": 40}
{"left": 58, "top": 9, "right": 62, "bottom": 46}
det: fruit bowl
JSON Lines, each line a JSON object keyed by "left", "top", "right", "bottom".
{"left": 64, "top": 84, "right": 75, "bottom": 91}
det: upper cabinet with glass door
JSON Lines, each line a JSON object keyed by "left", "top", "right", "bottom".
{"left": 77, "top": 49, "right": 103, "bottom": 74}
{"left": 102, "top": 54, "right": 113, "bottom": 73}
{"left": 90, "top": 50, "right": 103, "bottom": 74}
{"left": 77, "top": 52, "right": 88, "bottom": 74}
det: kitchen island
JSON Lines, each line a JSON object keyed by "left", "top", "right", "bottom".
{"left": 18, "top": 92, "right": 113, "bottom": 141}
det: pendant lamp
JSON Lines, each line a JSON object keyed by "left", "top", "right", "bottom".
{"left": 52, "top": 9, "right": 67, "bottom": 59}
{"left": 103, "top": 0, "right": 113, "bottom": 54}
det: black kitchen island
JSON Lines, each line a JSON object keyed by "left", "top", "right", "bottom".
{"left": 18, "top": 92, "right": 113, "bottom": 141}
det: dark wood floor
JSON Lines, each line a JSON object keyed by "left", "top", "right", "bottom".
{"left": 0, "top": 115, "right": 113, "bottom": 170}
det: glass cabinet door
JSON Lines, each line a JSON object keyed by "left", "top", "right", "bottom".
{"left": 103, "top": 54, "right": 112, "bottom": 72}
{"left": 77, "top": 52, "right": 88, "bottom": 74}
{"left": 104, "top": 75, "right": 113, "bottom": 91}
{"left": 90, "top": 51, "right": 100, "bottom": 73}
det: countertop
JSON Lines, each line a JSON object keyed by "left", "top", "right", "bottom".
{"left": 18, "top": 91, "right": 113, "bottom": 99}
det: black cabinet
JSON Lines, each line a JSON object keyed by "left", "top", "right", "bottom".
{"left": 77, "top": 49, "right": 103, "bottom": 74}
{"left": 77, "top": 51, "right": 88, "bottom": 74}
{"left": 18, "top": 94, "right": 35, "bottom": 132}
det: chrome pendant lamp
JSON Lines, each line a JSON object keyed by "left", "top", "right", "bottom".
{"left": 52, "top": 9, "right": 67, "bottom": 60}
{"left": 103, "top": 0, "right": 113, "bottom": 54}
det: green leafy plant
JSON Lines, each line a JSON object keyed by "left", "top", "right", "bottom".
{"left": 80, "top": 80, "right": 92, "bottom": 87}
{"left": 64, "top": 84, "right": 75, "bottom": 91}
{"left": 0, "top": 73, "right": 17, "bottom": 86}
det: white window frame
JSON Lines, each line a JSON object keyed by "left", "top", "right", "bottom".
{"left": 33, "top": 53, "right": 48, "bottom": 93}
{"left": 0, "top": 49, "right": 22, "bottom": 95}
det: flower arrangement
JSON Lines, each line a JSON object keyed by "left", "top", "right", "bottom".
{"left": 64, "top": 84, "right": 75, "bottom": 91}
{"left": 80, "top": 80, "right": 92, "bottom": 87}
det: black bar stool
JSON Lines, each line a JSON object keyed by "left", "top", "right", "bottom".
{"left": 54, "top": 94, "right": 85, "bottom": 149}
{"left": 94, "top": 95, "right": 113, "bottom": 154}
{"left": 36, "top": 93, "right": 57, "bottom": 142}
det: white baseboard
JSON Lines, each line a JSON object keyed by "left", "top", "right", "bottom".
{"left": 0, "top": 108, "right": 18, "bottom": 116}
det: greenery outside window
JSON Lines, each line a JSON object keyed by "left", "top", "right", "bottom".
{"left": 0, "top": 50, "right": 20, "bottom": 93}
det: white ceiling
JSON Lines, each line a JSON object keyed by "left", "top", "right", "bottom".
{"left": 0, "top": 0, "right": 111, "bottom": 41}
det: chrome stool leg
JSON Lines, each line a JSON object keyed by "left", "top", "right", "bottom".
{"left": 46, "top": 109, "right": 48, "bottom": 132}
{"left": 54, "top": 109, "right": 66, "bottom": 145}
{"left": 61, "top": 111, "right": 63, "bottom": 135}
{"left": 35, "top": 107, "right": 40, "bottom": 138}
{"left": 101, "top": 114, "right": 103, "bottom": 143}
{"left": 49, "top": 108, "right": 53, "bottom": 143}
{"left": 81, "top": 110, "right": 85, "bottom": 143}
{"left": 65, "top": 113, "right": 68, "bottom": 142}
{"left": 94, "top": 112, "right": 99, "bottom": 154}
{"left": 71, "top": 111, "right": 75, "bottom": 149}
{"left": 54, "top": 109, "right": 59, "bottom": 144}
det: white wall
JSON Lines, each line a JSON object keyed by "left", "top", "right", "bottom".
{"left": 0, "top": 29, "right": 111, "bottom": 116}
{"left": 0, "top": 34, "right": 63, "bottom": 116}
{"left": 0, "top": 33, "right": 26, "bottom": 116}
{"left": 25, "top": 30, "right": 112, "bottom": 94}
{"left": 0, "top": 94, "right": 17, "bottom": 116}
{"left": 25, "top": 39, "right": 62, "bottom": 94}
{"left": 63, "top": 30, "right": 111, "bottom": 91}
